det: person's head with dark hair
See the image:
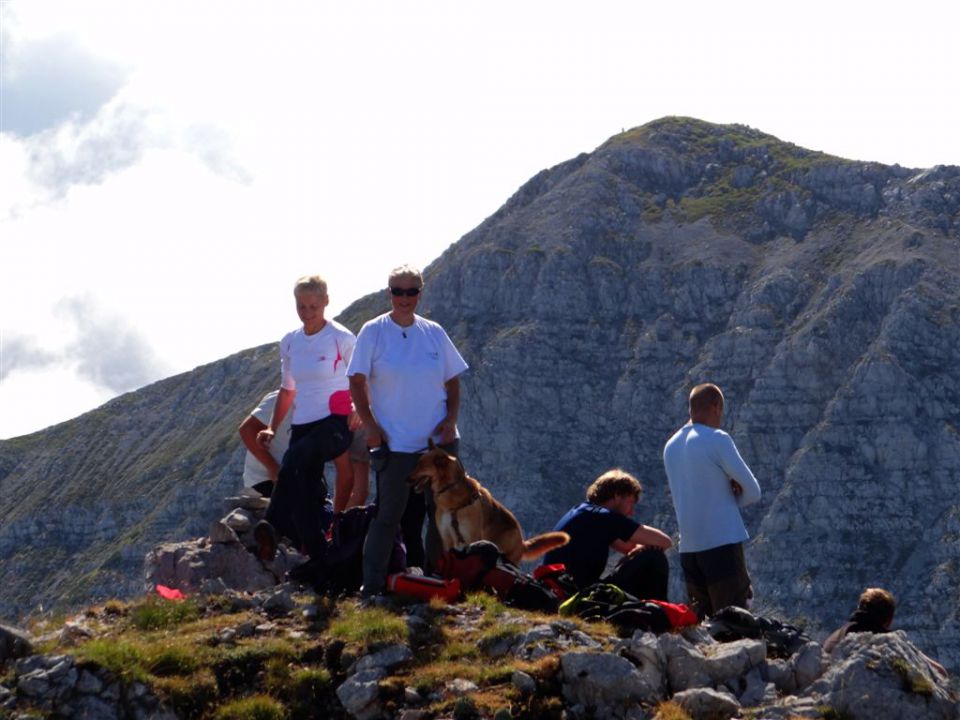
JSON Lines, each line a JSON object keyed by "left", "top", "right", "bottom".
{"left": 689, "top": 383, "right": 724, "bottom": 427}
{"left": 857, "top": 587, "right": 896, "bottom": 630}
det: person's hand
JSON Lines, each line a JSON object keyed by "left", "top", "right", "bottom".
{"left": 730, "top": 479, "right": 743, "bottom": 497}
{"left": 366, "top": 423, "right": 384, "bottom": 448}
{"left": 433, "top": 416, "right": 457, "bottom": 444}
{"left": 257, "top": 428, "right": 275, "bottom": 449}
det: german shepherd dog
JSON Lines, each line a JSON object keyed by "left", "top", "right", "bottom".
{"left": 409, "top": 442, "right": 569, "bottom": 565}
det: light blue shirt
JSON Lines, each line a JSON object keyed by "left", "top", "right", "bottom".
{"left": 663, "top": 423, "right": 761, "bottom": 553}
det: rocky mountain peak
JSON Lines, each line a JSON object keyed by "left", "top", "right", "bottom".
{"left": 2, "top": 117, "right": 959, "bottom": 675}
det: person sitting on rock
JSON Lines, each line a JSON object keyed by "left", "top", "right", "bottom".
{"left": 238, "top": 389, "right": 292, "bottom": 498}
{"left": 824, "top": 587, "right": 947, "bottom": 676}
{"left": 543, "top": 469, "right": 673, "bottom": 600}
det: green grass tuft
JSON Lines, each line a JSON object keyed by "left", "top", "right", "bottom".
{"left": 329, "top": 603, "right": 407, "bottom": 647}
{"left": 75, "top": 638, "right": 150, "bottom": 683}
{"left": 213, "top": 695, "right": 286, "bottom": 720}
{"left": 130, "top": 596, "right": 200, "bottom": 631}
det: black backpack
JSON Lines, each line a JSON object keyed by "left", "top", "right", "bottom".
{"left": 708, "top": 606, "right": 811, "bottom": 658}
{"left": 312, "top": 505, "right": 405, "bottom": 594}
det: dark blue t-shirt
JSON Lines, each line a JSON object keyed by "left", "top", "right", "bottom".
{"left": 543, "top": 502, "right": 639, "bottom": 588}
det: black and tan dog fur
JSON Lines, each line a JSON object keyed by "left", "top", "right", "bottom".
{"left": 409, "top": 442, "right": 569, "bottom": 565}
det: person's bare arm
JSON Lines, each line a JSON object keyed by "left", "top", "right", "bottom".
{"left": 257, "top": 387, "right": 294, "bottom": 448}
{"left": 610, "top": 524, "right": 673, "bottom": 554}
{"left": 350, "top": 374, "right": 383, "bottom": 446}
{"left": 433, "top": 375, "right": 460, "bottom": 444}
{"left": 239, "top": 415, "right": 280, "bottom": 482}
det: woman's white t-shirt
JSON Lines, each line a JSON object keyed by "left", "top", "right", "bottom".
{"left": 279, "top": 320, "right": 356, "bottom": 425}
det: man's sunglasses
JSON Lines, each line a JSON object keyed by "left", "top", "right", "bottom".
{"left": 389, "top": 287, "right": 421, "bottom": 297}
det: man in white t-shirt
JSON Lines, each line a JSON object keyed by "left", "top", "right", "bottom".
{"left": 663, "top": 383, "right": 762, "bottom": 619}
{"left": 239, "top": 390, "right": 292, "bottom": 497}
{"left": 348, "top": 264, "right": 469, "bottom": 596}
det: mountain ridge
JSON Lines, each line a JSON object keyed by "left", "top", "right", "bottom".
{"left": 2, "top": 116, "right": 958, "bottom": 670}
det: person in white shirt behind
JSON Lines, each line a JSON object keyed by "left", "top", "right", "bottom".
{"left": 238, "top": 390, "right": 291, "bottom": 497}
{"left": 663, "top": 382, "right": 761, "bottom": 619}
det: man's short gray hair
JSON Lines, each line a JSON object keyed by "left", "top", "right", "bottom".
{"left": 388, "top": 265, "right": 424, "bottom": 289}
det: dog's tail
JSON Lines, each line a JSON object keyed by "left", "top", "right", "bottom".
{"left": 521, "top": 531, "right": 570, "bottom": 561}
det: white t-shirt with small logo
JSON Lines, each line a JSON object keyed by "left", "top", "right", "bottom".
{"left": 347, "top": 313, "right": 468, "bottom": 453}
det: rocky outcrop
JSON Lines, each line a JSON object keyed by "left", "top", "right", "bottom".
{"left": 2, "top": 117, "right": 959, "bottom": 675}
{"left": 143, "top": 489, "right": 306, "bottom": 594}
{"left": 1, "top": 593, "right": 954, "bottom": 719}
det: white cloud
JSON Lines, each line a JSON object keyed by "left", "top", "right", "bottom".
{"left": 1, "top": 0, "right": 959, "bottom": 438}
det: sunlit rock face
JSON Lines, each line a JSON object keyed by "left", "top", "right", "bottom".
{"left": 2, "top": 117, "right": 959, "bottom": 669}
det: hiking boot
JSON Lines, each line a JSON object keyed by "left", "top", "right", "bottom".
{"left": 254, "top": 520, "right": 279, "bottom": 562}
{"left": 287, "top": 557, "right": 324, "bottom": 585}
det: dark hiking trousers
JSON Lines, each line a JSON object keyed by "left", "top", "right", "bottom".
{"left": 603, "top": 546, "right": 669, "bottom": 601}
{"left": 362, "top": 439, "right": 459, "bottom": 594}
{"left": 265, "top": 414, "right": 352, "bottom": 561}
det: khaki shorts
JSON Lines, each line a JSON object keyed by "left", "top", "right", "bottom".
{"left": 349, "top": 425, "right": 370, "bottom": 463}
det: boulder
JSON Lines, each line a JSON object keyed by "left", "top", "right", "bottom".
{"left": 800, "top": 632, "right": 954, "bottom": 720}
{"left": 0, "top": 624, "right": 33, "bottom": 664}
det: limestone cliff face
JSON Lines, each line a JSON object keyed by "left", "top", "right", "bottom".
{"left": 2, "top": 117, "right": 958, "bottom": 667}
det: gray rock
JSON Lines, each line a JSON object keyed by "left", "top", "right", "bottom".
{"left": 75, "top": 669, "right": 104, "bottom": 695}
{"left": 791, "top": 641, "right": 823, "bottom": 690}
{"left": 209, "top": 519, "right": 240, "bottom": 544}
{"left": 336, "top": 668, "right": 386, "bottom": 720}
{"left": 617, "top": 632, "right": 667, "bottom": 697}
{"left": 561, "top": 651, "right": 663, "bottom": 710}
{"left": 58, "top": 621, "right": 94, "bottom": 645}
{"left": 735, "top": 666, "right": 767, "bottom": 706}
{"left": 673, "top": 687, "right": 740, "bottom": 720}
{"left": 659, "top": 633, "right": 711, "bottom": 691}
{"left": 199, "top": 577, "right": 229, "bottom": 596}
{"left": 445, "top": 678, "right": 479, "bottom": 696}
{"left": 0, "top": 624, "right": 33, "bottom": 664}
{"left": 223, "top": 507, "right": 255, "bottom": 533}
{"left": 355, "top": 644, "right": 413, "bottom": 672}
{"left": 764, "top": 658, "right": 796, "bottom": 694}
{"left": 260, "top": 587, "right": 296, "bottom": 615}
{"left": 803, "top": 631, "right": 954, "bottom": 720}
{"left": 511, "top": 670, "right": 537, "bottom": 695}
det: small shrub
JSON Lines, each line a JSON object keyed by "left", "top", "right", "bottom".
{"left": 453, "top": 696, "right": 480, "bottom": 720}
{"left": 654, "top": 700, "right": 693, "bottom": 720}
{"left": 147, "top": 642, "right": 203, "bottom": 676}
{"left": 153, "top": 670, "right": 218, "bottom": 719}
{"left": 213, "top": 695, "right": 286, "bottom": 720}
{"left": 130, "top": 596, "right": 200, "bottom": 630}
{"left": 213, "top": 641, "right": 296, "bottom": 694}
{"left": 102, "top": 599, "right": 128, "bottom": 616}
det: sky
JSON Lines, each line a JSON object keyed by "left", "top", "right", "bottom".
{"left": 1, "top": 0, "right": 958, "bottom": 439}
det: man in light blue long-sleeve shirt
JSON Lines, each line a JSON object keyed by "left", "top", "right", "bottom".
{"left": 663, "top": 383, "right": 761, "bottom": 619}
